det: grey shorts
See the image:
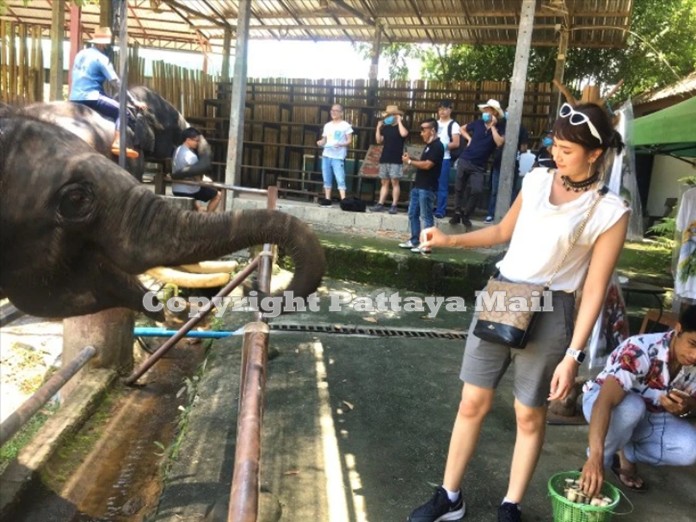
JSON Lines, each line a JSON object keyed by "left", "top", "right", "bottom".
{"left": 379, "top": 163, "right": 404, "bottom": 180}
{"left": 460, "top": 290, "right": 575, "bottom": 407}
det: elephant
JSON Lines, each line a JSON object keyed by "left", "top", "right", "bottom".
{"left": 23, "top": 85, "right": 207, "bottom": 182}
{"left": 0, "top": 109, "right": 326, "bottom": 319}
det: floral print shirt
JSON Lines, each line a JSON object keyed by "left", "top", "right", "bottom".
{"left": 583, "top": 330, "right": 696, "bottom": 413}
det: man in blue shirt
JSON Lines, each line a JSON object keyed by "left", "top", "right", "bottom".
{"left": 449, "top": 99, "right": 505, "bottom": 230}
{"left": 69, "top": 26, "right": 145, "bottom": 159}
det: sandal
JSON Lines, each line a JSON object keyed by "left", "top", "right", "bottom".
{"left": 611, "top": 453, "right": 648, "bottom": 492}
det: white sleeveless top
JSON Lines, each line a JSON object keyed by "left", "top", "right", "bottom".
{"left": 497, "top": 168, "right": 630, "bottom": 292}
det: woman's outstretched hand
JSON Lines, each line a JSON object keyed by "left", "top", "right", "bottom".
{"left": 420, "top": 227, "right": 451, "bottom": 249}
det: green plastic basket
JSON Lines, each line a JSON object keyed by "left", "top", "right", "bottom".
{"left": 548, "top": 471, "right": 621, "bottom": 522}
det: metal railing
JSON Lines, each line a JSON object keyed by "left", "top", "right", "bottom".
{"left": 124, "top": 186, "right": 278, "bottom": 521}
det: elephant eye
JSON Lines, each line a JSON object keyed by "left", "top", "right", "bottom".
{"left": 58, "top": 183, "right": 94, "bottom": 221}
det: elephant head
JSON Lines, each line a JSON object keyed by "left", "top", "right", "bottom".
{"left": 0, "top": 112, "right": 326, "bottom": 319}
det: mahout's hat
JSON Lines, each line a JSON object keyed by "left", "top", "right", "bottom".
{"left": 90, "top": 27, "right": 113, "bottom": 44}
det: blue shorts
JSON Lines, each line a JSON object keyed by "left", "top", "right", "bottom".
{"left": 322, "top": 157, "right": 347, "bottom": 190}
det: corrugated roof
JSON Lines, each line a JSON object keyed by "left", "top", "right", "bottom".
{"left": 1, "top": 0, "right": 633, "bottom": 54}
{"left": 633, "top": 70, "right": 696, "bottom": 105}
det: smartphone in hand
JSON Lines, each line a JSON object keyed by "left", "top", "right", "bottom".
{"left": 667, "top": 387, "right": 689, "bottom": 401}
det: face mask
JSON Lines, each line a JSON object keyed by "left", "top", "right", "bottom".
{"left": 482, "top": 113, "right": 492, "bottom": 123}
{"left": 542, "top": 136, "right": 554, "bottom": 148}
{"left": 384, "top": 115, "right": 395, "bottom": 125}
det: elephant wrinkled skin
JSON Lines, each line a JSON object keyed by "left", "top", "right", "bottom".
{"left": 0, "top": 111, "right": 326, "bottom": 319}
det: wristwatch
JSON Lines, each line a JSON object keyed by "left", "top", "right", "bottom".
{"left": 566, "top": 348, "right": 586, "bottom": 364}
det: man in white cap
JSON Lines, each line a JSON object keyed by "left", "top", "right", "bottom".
{"left": 69, "top": 26, "right": 146, "bottom": 159}
{"left": 449, "top": 99, "right": 505, "bottom": 230}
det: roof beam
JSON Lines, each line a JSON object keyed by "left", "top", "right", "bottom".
{"left": 163, "top": 0, "right": 225, "bottom": 28}
{"left": 406, "top": 0, "right": 435, "bottom": 45}
{"left": 277, "top": 0, "right": 317, "bottom": 42}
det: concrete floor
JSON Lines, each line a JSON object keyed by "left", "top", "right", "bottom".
{"left": 154, "top": 279, "right": 695, "bottom": 521}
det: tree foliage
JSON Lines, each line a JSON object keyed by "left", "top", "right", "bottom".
{"left": 384, "top": 0, "right": 696, "bottom": 99}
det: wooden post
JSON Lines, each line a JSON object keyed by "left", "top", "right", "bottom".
{"left": 62, "top": 309, "right": 134, "bottom": 400}
{"left": 48, "top": 0, "right": 65, "bottom": 101}
{"left": 367, "top": 23, "right": 381, "bottom": 126}
{"left": 224, "top": 0, "right": 251, "bottom": 207}
{"left": 221, "top": 25, "right": 232, "bottom": 82}
{"left": 551, "top": 28, "right": 569, "bottom": 122}
{"left": 495, "top": 0, "right": 536, "bottom": 221}
{"left": 100, "top": 0, "right": 113, "bottom": 28}
{"left": 68, "top": 4, "right": 82, "bottom": 91}
{"left": 117, "top": 0, "right": 128, "bottom": 168}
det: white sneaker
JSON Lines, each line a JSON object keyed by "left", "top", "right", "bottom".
{"left": 411, "top": 246, "right": 431, "bottom": 255}
{"left": 398, "top": 241, "right": 415, "bottom": 249}
{"left": 484, "top": 216, "right": 494, "bottom": 224}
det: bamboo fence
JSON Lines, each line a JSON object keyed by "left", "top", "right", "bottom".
{"left": 0, "top": 22, "right": 44, "bottom": 104}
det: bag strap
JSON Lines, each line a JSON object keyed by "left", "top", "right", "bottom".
{"left": 545, "top": 185, "right": 609, "bottom": 288}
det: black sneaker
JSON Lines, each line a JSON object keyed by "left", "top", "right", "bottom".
{"left": 448, "top": 213, "right": 462, "bottom": 225}
{"left": 370, "top": 203, "right": 387, "bottom": 212}
{"left": 319, "top": 197, "right": 332, "bottom": 207}
{"left": 462, "top": 217, "right": 473, "bottom": 231}
{"left": 497, "top": 502, "right": 521, "bottom": 522}
{"left": 407, "top": 486, "right": 465, "bottom": 522}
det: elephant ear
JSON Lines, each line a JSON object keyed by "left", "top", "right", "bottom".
{"left": 134, "top": 112, "right": 157, "bottom": 154}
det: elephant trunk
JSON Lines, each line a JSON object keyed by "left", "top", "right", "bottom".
{"left": 107, "top": 187, "right": 325, "bottom": 299}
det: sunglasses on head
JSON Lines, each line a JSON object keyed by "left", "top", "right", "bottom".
{"left": 559, "top": 103, "right": 602, "bottom": 145}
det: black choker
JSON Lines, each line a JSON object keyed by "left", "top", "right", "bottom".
{"left": 560, "top": 173, "right": 599, "bottom": 192}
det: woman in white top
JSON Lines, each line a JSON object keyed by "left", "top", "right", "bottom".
{"left": 407, "top": 103, "right": 630, "bottom": 522}
{"left": 316, "top": 103, "right": 353, "bottom": 203}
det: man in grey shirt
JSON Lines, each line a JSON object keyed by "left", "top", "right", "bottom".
{"left": 172, "top": 127, "right": 221, "bottom": 212}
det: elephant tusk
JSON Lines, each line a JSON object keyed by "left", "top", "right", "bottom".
{"left": 177, "top": 260, "right": 239, "bottom": 274}
{"left": 145, "top": 266, "right": 232, "bottom": 288}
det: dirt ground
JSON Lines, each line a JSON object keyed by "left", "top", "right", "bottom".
{"left": 0, "top": 313, "right": 64, "bottom": 424}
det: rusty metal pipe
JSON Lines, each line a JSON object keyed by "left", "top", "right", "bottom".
{"left": 0, "top": 345, "right": 97, "bottom": 446}
{"left": 124, "top": 257, "right": 260, "bottom": 386}
{"left": 228, "top": 322, "right": 269, "bottom": 522}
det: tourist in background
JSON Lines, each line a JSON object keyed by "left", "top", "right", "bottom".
{"left": 371, "top": 105, "right": 409, "bottom": 214}
{"left": 317, "top": 103, "right": 353, "bottom": 206}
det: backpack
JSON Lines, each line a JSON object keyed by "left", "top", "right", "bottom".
{"left": 340, "top": 197, "right": 367, "bottom": 212}
{"left": 447, "top": 120, "right": 464, "bottom": 162}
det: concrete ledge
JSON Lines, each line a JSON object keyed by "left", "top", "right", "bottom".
{"left": 0, "top": 369, "right": 117, "bottom": 516}
{"left": 317, "top": 233, "right": 502, "bottom": 298}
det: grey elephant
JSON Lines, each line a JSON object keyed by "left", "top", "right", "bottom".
{"left": 24, "top": 85, "right": 208, "bottom": 182}
{"left": 0, "top": 110, "right": 326, "bottom": 319}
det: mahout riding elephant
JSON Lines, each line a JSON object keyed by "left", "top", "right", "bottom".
{"left": 24, "top": 85, "right": 207, "bottom": 182}
{"left": 0, "top": 110, "right": 326, "bottom": 319}
{"left": 23, "top": 99, "right": 147, "bottom": 178}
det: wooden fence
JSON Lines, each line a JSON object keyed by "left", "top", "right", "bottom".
{"left": 204, "top": 78, "right": 557, "bottom": 191}
{"left": 0, "top": 22, "right": 44, "bottom": 104}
